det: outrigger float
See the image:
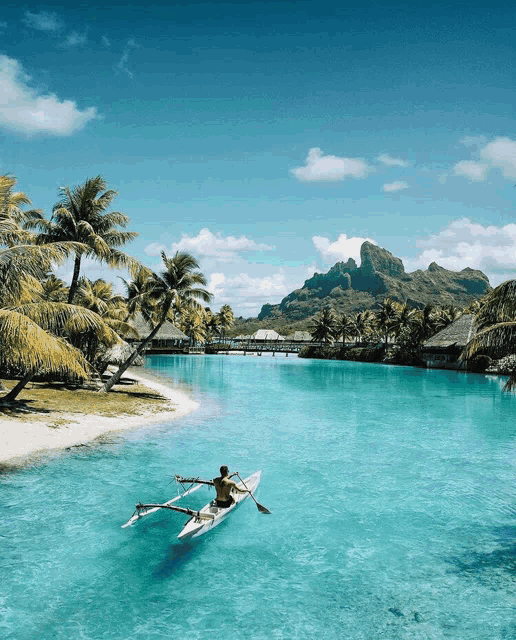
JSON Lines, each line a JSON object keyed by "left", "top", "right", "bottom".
{"left": 122, "top": 470, "right": 269, "bottom": 540}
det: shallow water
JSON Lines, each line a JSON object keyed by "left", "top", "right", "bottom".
{"left": 2, "top": 355, "right": 516, "bottom": 639}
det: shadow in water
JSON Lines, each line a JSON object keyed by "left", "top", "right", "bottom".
{"left": 153, "top": 539, "right": 202, "bottom": 579}
{"left": 446, "top": 526, "right": 516, "bottom": 578}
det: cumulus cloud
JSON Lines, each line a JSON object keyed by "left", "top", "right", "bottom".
{"left": 313, "top": 233, "right": 376, "bottom": 265}
{"left": 0, "top": 55, "right": 97, "bottom": 135}
{"left": 382, "top": 181, "right": 409, "bottom": 192}
{"left": 144, "top": 228, "right": 274, "bottom": 262}
{"left": 23, "top": 11, "right": 64, "bottom": 32}
{"left": 291, "top": 148, "right": 371, "bottom": 182}
{"left": 409, "top": 218, "right": 516, "bottom": 284}
{"left": 453, "top": 160, "right": 489, "bottom": 181}
{"left": 453, "top": 136, "right": 516, "bottom": 182}
{"left": 480, "top": 137, "right": 516, "bottom": 179}
{"left": 211, "top": 271, "right": 289, "bottom": 310}
{"left": 377, "top": 154, "right": 409, "bottom": 167}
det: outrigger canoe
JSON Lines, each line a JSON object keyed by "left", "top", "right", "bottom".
{"left": 122, "top": 470, "right": 263, "bottom": 540}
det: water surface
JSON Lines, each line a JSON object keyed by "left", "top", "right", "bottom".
{"left": 2, "top": 355, "right": 516, "bottom": 639}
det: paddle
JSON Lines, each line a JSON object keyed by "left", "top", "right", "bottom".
{"left": 236, "top": 473, "right": 271, "bottom": 514}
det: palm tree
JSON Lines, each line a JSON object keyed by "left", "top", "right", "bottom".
{"left": 353, "top": 310, "right": 375, "bottom": 345}
{"left": 0, "top": 174, "right": 43, "bottom": 247}
{"left": 217, "top": 304, "right": 235, "bottom": 346}
{"left": 462, "top": 280, "right": 516, "bottom": 390}
{"left": 376, "top": 298, "right": 399, "bottom": 348}
{"left": 337, "top": 312, "right": 355, "bottom": 346}
{"left": 100, "top": 251, "right": 211, "bottom": 392}
{"left": 41, "top": 274, "right": 69, "bottom": 302}
{"left": 29, "top": 176, "right": 139, "bottom": 304}
{"left": 391, "top": 302, "right": 418, "bottom": 340}
{"left": 180, "top": 306, "right": 207, "bottom": 345}
{"left": 203, "top": 308, "right": 220, "bottom": 345}
{"left": 310, "top": 307, "right": 338, "bottom": 344}
{"left": 0, "top": 310, "right": 90, "bottom": 404}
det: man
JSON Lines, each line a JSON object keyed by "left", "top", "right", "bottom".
{"left": 213, "top": 465, "right": 250, "bottom": 508}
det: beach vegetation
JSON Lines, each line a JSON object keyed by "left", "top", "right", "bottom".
{"left": 28, "top": 175, "right": 140, "bottom": 304}
{"left": 100, "top": 251, "right": 211, "bottom": 392}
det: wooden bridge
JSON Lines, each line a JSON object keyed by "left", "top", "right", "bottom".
{"left": 212, "top": 342, "right": 313, "bottom": 356}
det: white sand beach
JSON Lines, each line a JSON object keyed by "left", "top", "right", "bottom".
{"left": 0, "top": 370, "right": 198, "bottom": 466}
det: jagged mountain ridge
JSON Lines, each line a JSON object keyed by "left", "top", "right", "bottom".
{"left": 257, "top": 242, "right": 491, "bottom": 325}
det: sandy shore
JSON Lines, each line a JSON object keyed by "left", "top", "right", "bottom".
{"left": 0, "top": 370, "right": 198, "bottom": 467}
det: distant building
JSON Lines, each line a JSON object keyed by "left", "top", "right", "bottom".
{"left": 422, "top": 314, "right": 475, "bottom": 369}
{"left": 250, "top": 329, "right": 285, "bottom": 342}
{"left": 128, "top": 312, "right": 189, "bottom": 353}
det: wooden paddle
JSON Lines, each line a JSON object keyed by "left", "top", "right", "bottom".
{"left": 236, "top": 473, "right": 271, "bottom": 514}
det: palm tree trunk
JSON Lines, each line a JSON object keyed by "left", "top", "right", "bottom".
{"left": 67, "top": 254, "right": 82, "bottom": 304}
{"left": 99, "top": 308, "right": 170, "bottom": 393}
{"left": 0, "top": 373, "right": 35, "bottom": 404}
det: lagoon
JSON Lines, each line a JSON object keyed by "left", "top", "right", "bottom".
{"left": 2, "top": 355, "right": 516, "bottom": 639}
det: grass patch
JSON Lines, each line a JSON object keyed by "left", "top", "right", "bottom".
{"left": 0, "top": 375, "right": 171, "bottom": 423}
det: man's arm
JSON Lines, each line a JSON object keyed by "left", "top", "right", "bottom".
{"left": 228, "top": 479, "right": 250, "bottom": 494}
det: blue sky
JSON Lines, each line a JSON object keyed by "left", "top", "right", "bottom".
{"left": 1, "top": 1, "right": 516, "bottom": 316}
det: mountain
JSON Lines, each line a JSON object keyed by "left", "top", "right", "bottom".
{"left": 251, "top": 242, "right": 491, "bottom": 329}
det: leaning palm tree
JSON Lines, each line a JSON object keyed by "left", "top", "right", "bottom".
{"left": 100, "top": 251, "right": 212, "bottom": 392}
{"left": 29, "top": 176, "right": 139, "bottom": 304}
{"left": 462, "top": 280, "right": 516, "bottom": 390}
{"left": 310, "top": 307, "right": 338, "bottom": 344}
{"left": 0, "top": 310, "right": 91, "bottom": 404}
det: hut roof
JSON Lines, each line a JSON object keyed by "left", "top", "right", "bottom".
{"left": 423, "top": 314, "right": 475, "bottom": 349}
{"left": 251, "top": 329, "right": 285, "bottom": 341}
{"left": 130, "top": 312, "right": 188, "bottom": 341}
{"left": 234, "top": 334, "right": 253, "bottom": 341}
{"left": 286, "top": 331, "right": 312, "bottom": 342}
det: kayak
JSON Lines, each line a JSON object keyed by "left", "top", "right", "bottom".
{"left": 177, "top": 470, "right": 262, "bottom": 540}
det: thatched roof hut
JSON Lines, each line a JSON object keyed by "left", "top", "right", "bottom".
{"left": 422, "top": 314, "right": 475, "bottom": 369}
{"left": 130, "top": 313, "right": 188, "bottom": 342}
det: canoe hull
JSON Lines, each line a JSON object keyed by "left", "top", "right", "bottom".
{"left": 177, "top": 470, "right": 262, "bottom": 540}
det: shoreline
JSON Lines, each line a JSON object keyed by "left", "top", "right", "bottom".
{"left": 0, "top": 368, "right": 198, "bottom": 468}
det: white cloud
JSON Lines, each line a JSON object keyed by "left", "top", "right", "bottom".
{"left": 453, "top": 136, "right": 516, "bottom": 182}
{"left": 101, "top": 35, "right": 111, "bottom": 47}
{"left": 480, "top": 137, "right": 516, "bottom": 179}
{"left": 382, "top": 181, "right": 409, "bottom": 192}
{"left": 63, "top": 31, "right": 87, "bottom": 47}
{"left": 145, "top": 228, "right": 274, "bottom": 262}
{"left": 377, "top": 154, "right": 409, "bottom": 167}
{"left": 210, "top": 271, "right": 289, "bottom": 314}
{"left": 116, "top": 39, "right": 137, "bottom": 78}
{"left": 23, "top": 11, "right": 63, "bottom": 32}
{"left": 453, "top": 160, "right": 489, "bottom": 181}
{"left": 208, "top": 272, "right": 225, "bottom": 296}
{"left": 291, "top": 148, "right": 371, "bottom": 182}
{"left": 313, "top": 233, "right": 377, "bottom": 265}
{"left": 0, "top": 55, "right": 97, "bottom": 135}
{"left": 408, "top": 218, "right": 516, "bottom": 284}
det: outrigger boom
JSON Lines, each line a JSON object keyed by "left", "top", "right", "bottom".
{"left": 134, "top": 503, "right": 215, "bottom": 520}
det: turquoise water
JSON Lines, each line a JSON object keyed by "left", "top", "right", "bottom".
{"left": 2, "top": 355, "right": 516, "bottom": 639}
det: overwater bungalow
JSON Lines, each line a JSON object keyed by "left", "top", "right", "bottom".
{"left": 250, "top": 329, "right": 285, "bottom": 343}
{"left": 285, "top": 331, "right": 312, "bottom": 344}
{"left": 422, "top": 314, "right": 475, "bottom": 369}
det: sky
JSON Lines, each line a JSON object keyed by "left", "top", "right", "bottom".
{"left": 1, "top": 0, "right": 516, "bottom": 317}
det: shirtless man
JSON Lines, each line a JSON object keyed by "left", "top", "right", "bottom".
{"left": 213, "top": 465, "right": 250, "bottom": 508}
